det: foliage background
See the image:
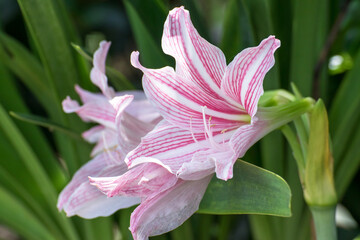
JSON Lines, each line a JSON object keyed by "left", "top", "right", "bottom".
{"left": 0, "top": 0, "right": 360, "bottom": 239}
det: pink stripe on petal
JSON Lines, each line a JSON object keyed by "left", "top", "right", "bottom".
{"left": 125, "top": 120, "right": 208, "bottom": 172}
{"left": 162, "top": 7, "right": 226, "bottom": 98}
{"left": 222, "top": 36, "right": 281, "bottom": 118}
{"left": 130, "top": 175, "right": 212, "bottom": 240}
{"left": 62, "top": 181, "right": 140, "bottom": 219}
{"left": 58, "top": 151, "right": 127, "bottom": 212}
{"left": 131, "top": 52, "right": 246, "bottom": 132}
{"left": 89, "top": 163, "right": 177, "bottom": 198}
{"left": 89, "top": 129, "right": 120, "bottom": 157}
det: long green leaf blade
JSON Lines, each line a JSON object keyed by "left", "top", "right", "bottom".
{"left": 124, "top": 0, "right": 170, "bottom": 68}
{"left": 0, "top": 186, "right": 56, "bottom": 240}
{"left": 0, "top": 103, "right": 79, "bottom": 240}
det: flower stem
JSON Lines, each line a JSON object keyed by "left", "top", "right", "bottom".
{"left": 310, "top": 205, "right": 337, "bottom": 240}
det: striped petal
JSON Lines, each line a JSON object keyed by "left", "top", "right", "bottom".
{"left": 162, "top": 7, "right": 227, "bottom": 99}
{"left": 125, "top": 120, "right": 237, "bottom": 181}
{"left": 130, "top": 175, "right": 212, "bottom": 240}
{"left": 221, "top": 36, "right": 281, "bottom": 118}
{"left": 88, "top": 128, "right": 119, "bottom": 157}
{"left": 90, "top": 41, "right": 115, "bottom": 99}
{"left": 62, "top": 96, "right": 116, "bottom": 129}
{"left": 125, "top": 120, "right": 208, "bottom": 173}
{"left": 57, "top": 151, "right": 140, "bottom": 218}
{"left": 89, "top": 162, "right": 177, "bottom": 198}
{"left": 131, "top": 52, "right": 248, "bottom": 133}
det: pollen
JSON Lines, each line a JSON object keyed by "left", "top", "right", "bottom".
{"left": 221, "top": 129, "right": 228, "bottom": 134}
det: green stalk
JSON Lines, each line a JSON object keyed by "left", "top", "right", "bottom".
{"left": 309, "top": 206, "right": 337, "bottom": 240}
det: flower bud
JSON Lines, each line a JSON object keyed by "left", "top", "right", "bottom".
{"left": 304, "top": 99, "right": 337, "bottom": 206}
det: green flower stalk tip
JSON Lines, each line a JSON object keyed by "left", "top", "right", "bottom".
{"left": 304, "top": 99, "right": 337, "bottom": 207}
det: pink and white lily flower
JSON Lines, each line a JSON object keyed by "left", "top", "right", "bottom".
{"left": 57, "top": 41, "right": 161, "bottom": 218}
{"left": 88, "top": 7, "right": 313, "bottom": 240}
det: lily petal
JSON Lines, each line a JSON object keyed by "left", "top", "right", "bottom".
{"left": 130, "top": 175, "right": 212, "bottom": 240}
{"left": 89, "top": 128, "right": 119, "bottom": 157}
{"left": 221, "top": 36, "right": 281, "bottom": 118}
{"left": 89, "top": 162, "right": 177, "bottom": 198}
{"left": 90, "top": 41, "right": 115, "bottom": 99}
{"left": 125, "top": 120, "right": 208, "bottom": 172}
{"left": 75, "top": 85, "right": 105, "bottom": 103}
{"left": 82, "top": 125, "right": 105, "bottom": 144}
{"left": 58, "top": 151, "right": 139, "bottom": 218}
{"left": 62, "top": 181, "right": 139, "bottom": 219}
{"left": 126, "top": 120, "right": 236, "bottom": 181}
{"left": 131, "top": 52, "right": 247, "bottom": 132}
{"left": 162, "top": 7, "right": 227, "bottom": 99}
{"left": 62, "top": 96, "right": 116, "bottom": 128}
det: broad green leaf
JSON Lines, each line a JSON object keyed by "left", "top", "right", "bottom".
{"left": 10, "top": 112, "right": 81, "bottom": 140}
{"left": 124, "top": 0, "right": 171, "bottom": 68}
{"left": 198, "top": 160, "right": 291, "bottom": 217}
{"left": 0, "top": 186, "right": 56, "bottom": 240}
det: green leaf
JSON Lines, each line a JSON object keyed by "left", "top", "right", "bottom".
{"left": 0, "top": 186, "right": 56, "bottom": 240}
{"left": 17, "top": 0, "right": 91, "bottom": 173}
{"left": 124, "top": 0, "right": 171, "bottom": 68}
{"left": 241, "top": 0, "right": 280, "bottom": 90}
{"left": 220, "top": 0, "right": 253, "bottom": 61}
{"left": 10, "top": 112, "right": 81, "bottom": 140}
{"left": 335, "top": 121, "right": 360, "bottom": 198}
{"left": 198, "top": 160, "right": 291, "bottom": 217}
{"left": 330, "top": 48, "right": 360, "bottom": 167}
{"left": 0, "top": 167, "right": 65, "bottom": 240}
{"left": 0, "top": 103, "right": 79, "bottom": 240}
{"left": 0, "top": 32, "right": 56, "bottom": 112}
{"left": 17, "top": 0, "right": 80, "bottom": 100}
{"left": 0, "top": 62, "right": 65, "bottom": 190}
{"left": 289, "top": 0, "right": 328, "bottom": 96}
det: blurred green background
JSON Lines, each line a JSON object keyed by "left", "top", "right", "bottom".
{"left": 0, "top": 0, "right": 360, "bottom": 239}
